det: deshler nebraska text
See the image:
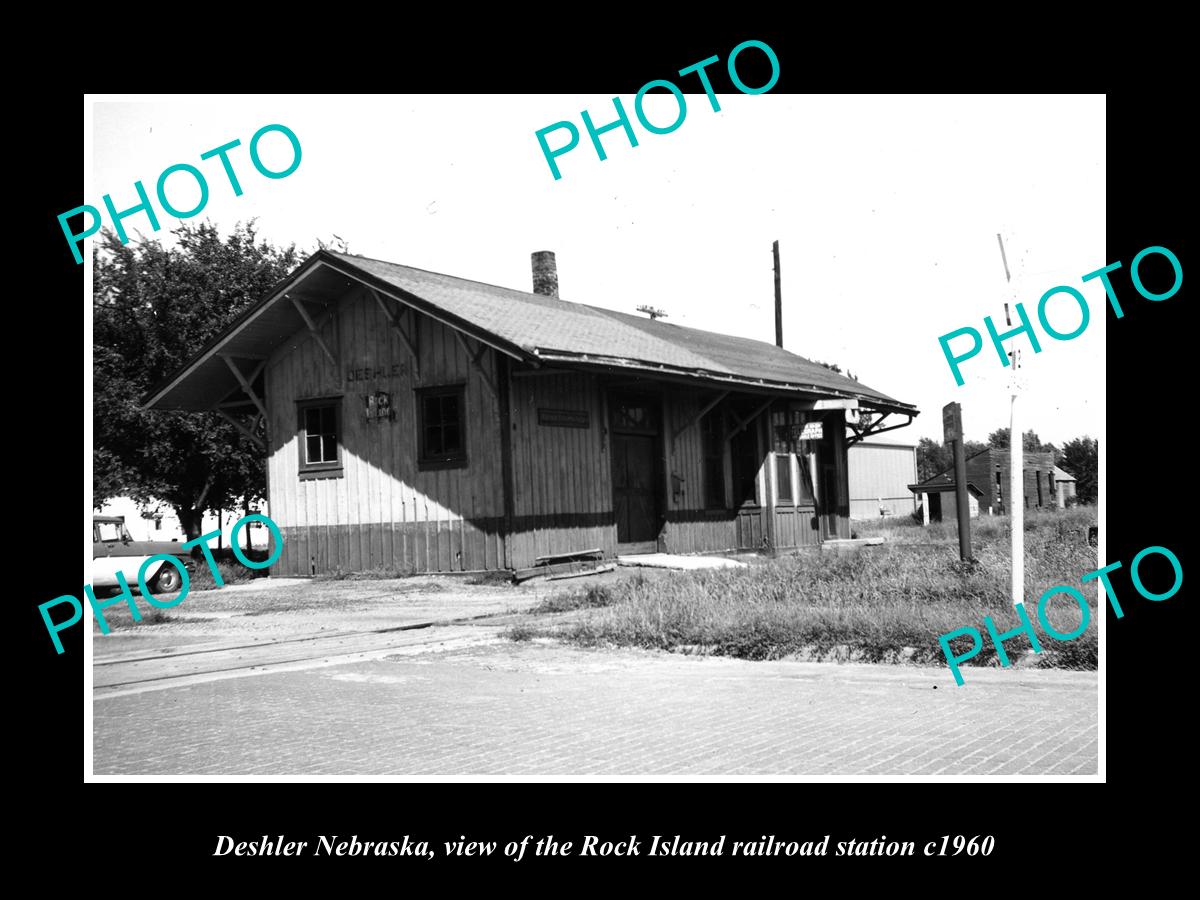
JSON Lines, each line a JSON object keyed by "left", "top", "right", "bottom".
{"left": 214, "top": 835, "right": 433, "bottom": 858}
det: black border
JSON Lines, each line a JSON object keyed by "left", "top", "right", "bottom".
{"left": 28, "top": 21, "right": 1189, "bottom": 884}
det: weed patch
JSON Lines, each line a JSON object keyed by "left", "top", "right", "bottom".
{"left": 512, "top": 510, "right": 1098, "bottom": 671}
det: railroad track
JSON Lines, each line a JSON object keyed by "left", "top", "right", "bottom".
{"left": 92, "top": 612, "right": 515, "bottom": 698}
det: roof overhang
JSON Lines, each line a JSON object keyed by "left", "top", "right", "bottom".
{"left": 143, "top": 251, "right": 535, "bottom": 412}
{"left": 908, "top": 481, "right": 984, "bottom": 497}
{"left": 144, "top": 250, "right": 920, "bottom": 420}
{"left": 528, "top": 351, "right": 918, "bottom": 416}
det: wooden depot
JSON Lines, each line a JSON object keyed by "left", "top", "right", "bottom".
{"left": 146, "top": 250, "right": 918, "bottom": 575}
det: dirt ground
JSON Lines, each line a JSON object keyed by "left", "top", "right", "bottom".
{"left": 91, "top": 567, "right": 657, "bottom": 657}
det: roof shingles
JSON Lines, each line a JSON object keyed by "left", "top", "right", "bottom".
{"left": 147, "top": 250, "right": 917, "bottom": 413}
{"left": 329, "top": 252, "right": 910, "bottom": 409}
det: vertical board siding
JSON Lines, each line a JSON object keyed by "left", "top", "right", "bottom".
{"left": 508, "top": 372, "right": 615, "bottom": 568}
{"left": 660, "top": 390, "right": 741, "bottom": 555}
{"left": 266, "top": 290, "right": 834, "bottom": 574}
{"left": 848, "top": 443, "right": 919, "bottom": 519}
{"left": 266, "top": 284, "right": 504, "bottom": 575}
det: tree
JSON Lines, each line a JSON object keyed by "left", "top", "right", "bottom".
{"left": 917, "top": 437, "right": 987, "bottom": 483}
{"left": 916, "top": 437, "right": 954, "bottom": 482}
{"left": 986, "top": 427, "right": 1058, "bottom": 459}
{"left": 815, "top": 360, "right": 858, "bottom": 381}
{"left": 963, "top": 440, "right": 988, "bottom": 459}
{"left": 93, "top": 221, "right": 301, "bottom": 539}
{"left": 1059, "top": 436, "right": 1098, "bottom": 504}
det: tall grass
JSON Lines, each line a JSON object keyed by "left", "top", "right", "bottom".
{"left": 854, "top": 505, "right": 1096, "bottom": 545}
{"left": 514, "top": 508, "right": 1098, "bottom": 669}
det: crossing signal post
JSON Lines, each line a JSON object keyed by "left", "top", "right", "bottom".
{"left": 942, "top": 401, "right": 972, "bottom": 562}
{"left": 997, "top": 233, "right": 1024, "bottom": 606}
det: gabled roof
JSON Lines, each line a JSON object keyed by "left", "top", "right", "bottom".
{"left": 1053, "top": 465, "right": 1077, "bottom": 482}
{"left": 144, "top": 250, "right": 918, "bottom": 414}
{"left": 907, "top": 475, "right": 984, "bottom": 497}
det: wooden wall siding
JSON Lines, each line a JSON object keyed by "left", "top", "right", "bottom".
{"left": 966, "top": 449, "right": 1058, "bottom": 513}
{"left": 507, "top": 371, "right": 616, "bottom": 567}
{"left": 660, "top": 390, "right": 757, "bottom": 554}
{"left": 735, "top": 507, "right": 766, "bottom": 550}
{"left": 848, "top": 443, "right": 918, "bottom": 519}
{"left": 265, "top": 296, "right": 848, "bottom": 575}
{"left": 772, "top": 507, "right": 820, "bottom": 549}
{"left": 265, "top": 284, "right": 505, "bottom": 575}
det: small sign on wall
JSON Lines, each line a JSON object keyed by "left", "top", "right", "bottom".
{"left": 364, "top": 391, "right": 395, "bottom": 421}
{"left": 800, "top": 421, "right": 823, "bottom": 441}
{"left": 538, "top": 408, "right": 590, "bottom": 428}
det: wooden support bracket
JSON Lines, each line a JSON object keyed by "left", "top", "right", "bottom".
{"left": 454, "top": 331, "right": 499, "bottom": 401}
{"left": 220, "top": 355, "right": 268, "bottom": 420}
{"left": 672, "top": 389, "right": 729, "bottom": 443}
{"left": 369, "top": 287, "right": 420, "bottom": 375}
{"left": 290, "top": 296, "right": 339, "bottom": 367}
{"left": 847, "top": 413, "right": 911, "bottom": 447}
{"left": 216, "top": 408, "right": 266, "bottom": 451}
{"left": 726, "top": 398, "right": 774, "bottom": 444}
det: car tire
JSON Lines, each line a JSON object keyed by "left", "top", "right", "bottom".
{"left": 151, "top": 563, "right": 183, "bottom": 594}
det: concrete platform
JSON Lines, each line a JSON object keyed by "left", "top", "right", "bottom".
{"left": 616, "top": 553, "right": 748, "bottom": 570}
{"left": 820, "top": 538, "right": 886, "bottom": 551}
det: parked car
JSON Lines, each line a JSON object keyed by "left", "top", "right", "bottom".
{"left": 92, "top": 515, "right": 191, "bottom": 594}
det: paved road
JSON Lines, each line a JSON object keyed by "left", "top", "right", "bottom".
{"left": 93, "top": 630, "right": 1097, "bottom": 776}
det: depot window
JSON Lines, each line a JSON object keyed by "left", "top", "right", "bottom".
{"left": 298, "top": 398, "right": 342, "bottom": 479}
{"left": 418, "top": 384, "right": 467, "bottom": 470}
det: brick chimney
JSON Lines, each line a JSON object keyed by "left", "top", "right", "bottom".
{"left": 531, "top": 250, "right": 559, "bottom": 298}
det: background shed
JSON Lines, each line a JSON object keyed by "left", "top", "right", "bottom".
{"left": 848, "top": 441, "right": 917, "bottom": 519}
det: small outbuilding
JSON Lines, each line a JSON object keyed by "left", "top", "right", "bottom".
{"left": 1053, "top": 466, "right": 1078, "bottom": 507}
{"left": 906, "top": 473, "right": 983, "bottom": 525}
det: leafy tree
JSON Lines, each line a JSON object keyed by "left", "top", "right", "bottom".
{"left": 917, "top": 437, "right": 988, "bottom": 483}
{"left": 815, "top": 360, "right": 857, "bottom": 381}
{"left": 1059, "top": 436, "right": 1098, "bottom": 504}
{"left": 916, "top": 437, "right": 954, "bottom": 482}
{"left": 987, "top": 427, "right": 1058, "bottom": 458}
{"left": 963, "top": 440, "right": 988, "bottom": 459}
{"left": 93, "top": 221, "right": 301, "bottom": 539}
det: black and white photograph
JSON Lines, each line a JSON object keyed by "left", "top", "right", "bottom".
{"left": 74, "top": 87, "right": 1123, "bottom": 781}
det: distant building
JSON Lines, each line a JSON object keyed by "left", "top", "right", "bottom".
{"left": 908, "top": 447, "right": 1064, "bottom": 522}
{"left": 848, "top": 441, "right": 917, "bottom": 519}
{"left": 966, "top": 448, "right": 1060, "bottom": 514}
{"left": 95, "top": 496, "right": 270, "bottom": 548}
{"left": 1053, "top": 466, "right": 1078, "bottom": 507}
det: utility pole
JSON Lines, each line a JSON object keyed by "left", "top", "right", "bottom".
{"left": 773, "top": 240, "right": 783, "bottom": 348}
{"left": 998, "top": 233, "right": 1023, "bottom": 607}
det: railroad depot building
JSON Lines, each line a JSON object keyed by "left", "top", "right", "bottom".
{"left": 146, "top": 250, "right": 918, "bottom": 575}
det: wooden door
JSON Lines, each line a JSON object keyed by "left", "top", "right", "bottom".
{"left": 820, "top": 461, "right": 839, "bottom": 539}
{"left": 612, "top": 433, "right": 658, "bottom": 544}
{"left": 609, "top": 391, "right": 662, "bottom": 549}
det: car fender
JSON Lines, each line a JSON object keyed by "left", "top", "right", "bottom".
{"left": 90, "top": 555, "right": 167, "bottom": 590}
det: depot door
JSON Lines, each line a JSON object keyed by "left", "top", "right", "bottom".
{"left": 609, "top": 392, "right": 661, "bottom": 549}
{"left": 612, "top": 434, "right": 658, "bottom": 544}
{"left": 820, "top": 461, "right": 839, "bottom": 539}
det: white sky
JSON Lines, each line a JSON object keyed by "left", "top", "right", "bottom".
{"left": 90, "top": 94, "right": 1105, "bottom": 447}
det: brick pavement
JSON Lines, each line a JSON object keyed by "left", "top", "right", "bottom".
{"left": 92, "top": 634, "right": 1098, "bottom": 776}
